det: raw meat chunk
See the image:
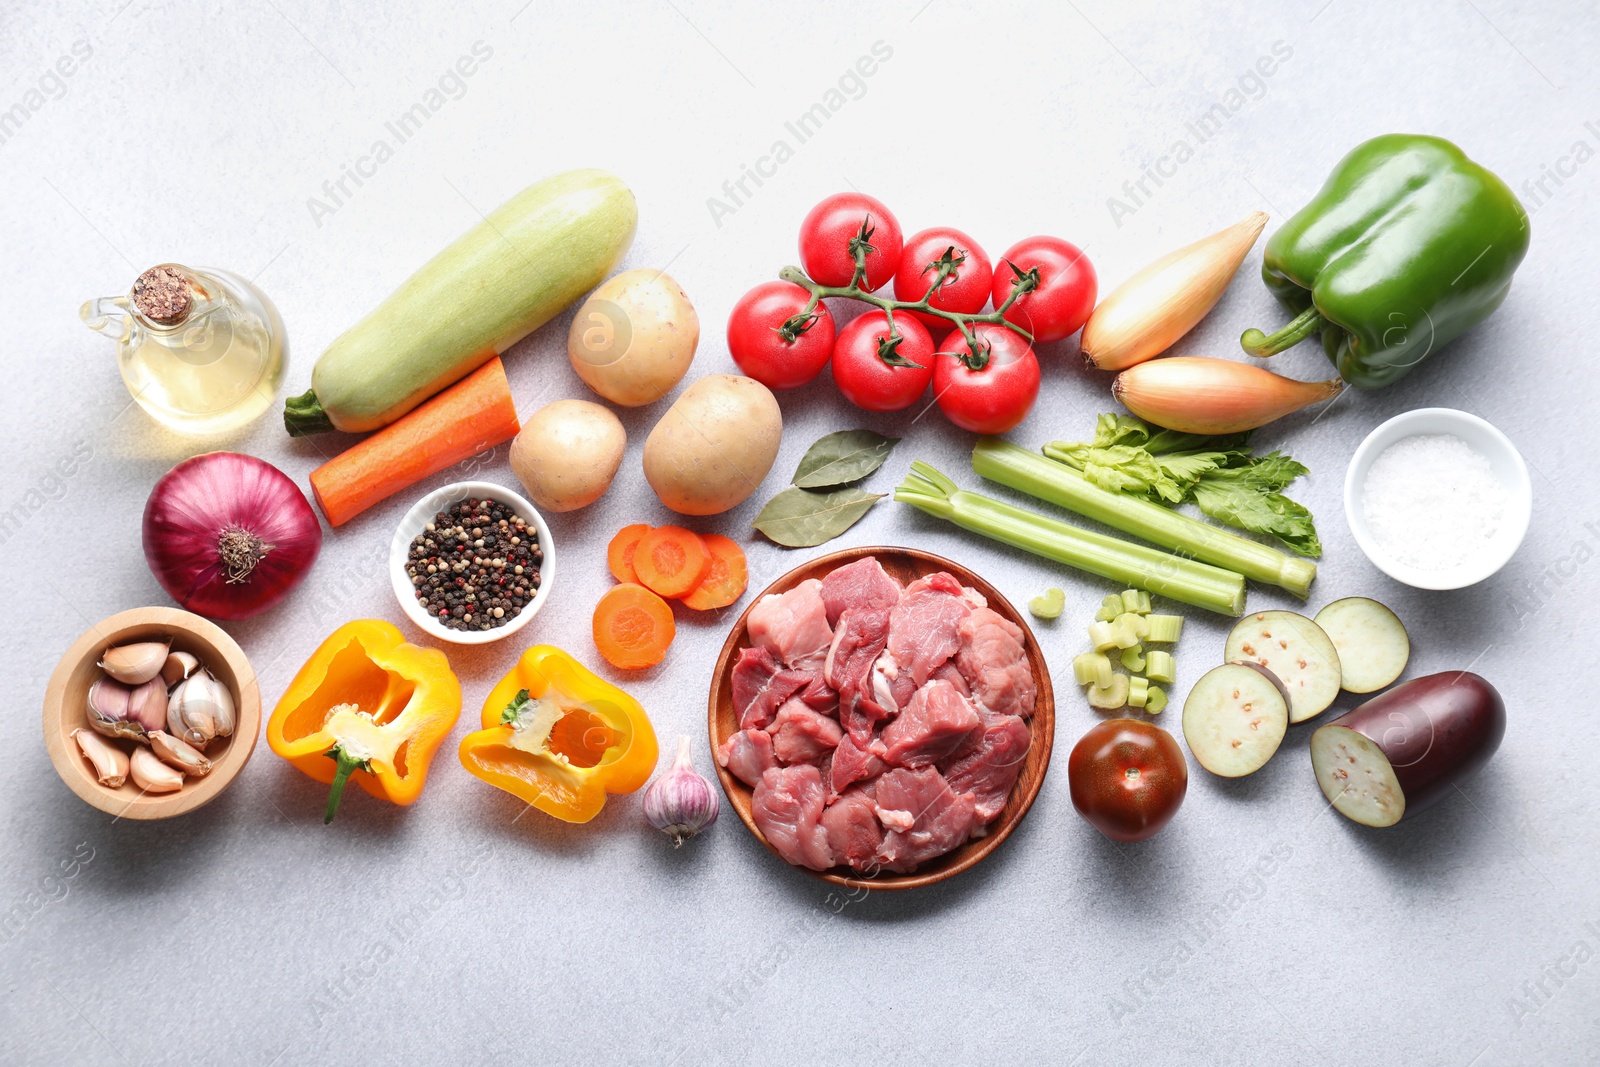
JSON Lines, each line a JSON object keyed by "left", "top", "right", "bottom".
{"left": 941, "top": 711, "right": 1031, "bottom": 823}
{"left": 887, "top": 571, "right": 973, "bottom": 687}
{"left": 752, "top": 765, "right": 835, "bottom": 871}
{"left": 873, "top": 768, "right": 977, "bottom": 873}
{"left": 826, "top": 606, "right": 894, "bottom": 743}
{"left": 716, "top": 728, "right": 776, "bottom": 788}
{"left": 820, "top": 557, "right": 901, "bottom": 628}
{"left": 954, "top": 607, "right": 1037, "bottom": 719}
{"left": 822, "top": 788, "right": 884, "bottom": 872}
{"left": 748, "top": 579, "right": 834, "bottom": 669}
{"left": 881, "top": 679, "right": 981, "bottom": 768}
{"left": 770, "top": 698, "right": 844, "bottom": 764}
{"left": 730, "top": 646, "right": 814, "bottom": 731}
{"left": 830, "top": 732, "right": 887, "bottom": 798}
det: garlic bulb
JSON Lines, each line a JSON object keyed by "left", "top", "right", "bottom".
{"left": 167, "top": 670, "right": 233, "bottom": 747}
{"left": 642, "top": 736, "right": 719, "bottom": 847}
{"left": 72, "top": 728, "right": 129, "bottom": 787}
{"left": 149, "top": 731, "right": 213, "bottom": 778}
{"left": 129, "top": 747, "right": 183, "bottom": 793}
{"left": 98, "top": 640, "right": 171, "bottom": 686}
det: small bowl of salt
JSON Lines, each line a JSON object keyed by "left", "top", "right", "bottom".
{"left": 1344, "top": 408, "right": 1531, "bottom": 590}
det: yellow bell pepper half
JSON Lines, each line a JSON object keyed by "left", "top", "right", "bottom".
{"left": 267, "top": 620, "right": 461, "bottom": 823}
{"left": 458, "top": 645, "right": 657, "bottom": 823}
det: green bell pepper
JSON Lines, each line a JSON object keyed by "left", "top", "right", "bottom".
{"left": 1240, "top": 134, "right": 1529, "bottom": 389}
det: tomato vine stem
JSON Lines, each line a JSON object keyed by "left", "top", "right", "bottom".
{"left": 777, "top": 259, "right": 1037, "bottom": 371}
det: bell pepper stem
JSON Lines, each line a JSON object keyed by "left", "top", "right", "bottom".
{"left": 1241, "top": 304, "right": 1326, "bottom": 357}
{"left": 323, "top": 746, "right": 371, "bottom": 825}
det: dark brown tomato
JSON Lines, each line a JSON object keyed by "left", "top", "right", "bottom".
{"left": 1068, "top": 718, "right": 1187, "bottom": 843}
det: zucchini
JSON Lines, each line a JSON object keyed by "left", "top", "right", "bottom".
{"left": 285, "top": 169, "right": 637, "bottom": 436}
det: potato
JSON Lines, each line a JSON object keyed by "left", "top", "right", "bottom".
{"left": 643, "top": 374, "right": 781, "bottom": 515}
{"left": 509, "top": 399, "right": 626, "bottom": 512}
{"left": 568, "top": 269, "right": 699, "bottom": 406}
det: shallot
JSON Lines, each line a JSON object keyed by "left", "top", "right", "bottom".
{"left": 1111, "top": 357, "right": 1343, "bottom": 434}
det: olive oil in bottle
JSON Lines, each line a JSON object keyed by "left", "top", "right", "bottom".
{"left": 81, "top": 264, "right": 286, "bottom": 434}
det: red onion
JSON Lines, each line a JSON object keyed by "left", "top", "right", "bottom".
{"left": 142, "top": 452, "right": 322, "bottom": 620}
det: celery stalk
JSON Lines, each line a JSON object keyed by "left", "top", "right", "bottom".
{"left": 1145, "top": 686, "right": 1168, "bottom": 714}
{"left": 1146, "top": 650, "right": 1176, "bottom": 684}
{"left": 895, "top": 463, "right": 1247, "bottom": 616}
{"left": 1121, "top": 644, "right": 1147, "bottom": 672}
{"left": 971, "top": 439, "right": 1316, "bottom": 598}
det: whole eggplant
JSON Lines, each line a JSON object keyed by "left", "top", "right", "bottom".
{"left": 1310, "top": 672, "right": 1505, "bottom": 827}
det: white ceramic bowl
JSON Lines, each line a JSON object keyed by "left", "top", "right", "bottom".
{"left": 390, "top": 481, "right": 554, "bottom": 644}
{"left": 1343, "top": 407, "right": 1531, "bottom": 590}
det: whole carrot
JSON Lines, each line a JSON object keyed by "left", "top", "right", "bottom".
{"left": 309, "top": 357, "right": 520, "bottom": 526}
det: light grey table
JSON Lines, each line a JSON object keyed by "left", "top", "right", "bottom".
{"left": 5, "top": 1, "right": 1597, "bottom": 1064}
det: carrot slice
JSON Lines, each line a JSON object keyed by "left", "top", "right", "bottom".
{"left": 631, "top": 526, "right": 710, "bottom": 599}
{"left": 607, "top": 524, "right": 652, "bottom": 584}
{"left": 309, "top": 358, "right": 520, "bottom": 526}
{"left": 593, "top": 583, "right": 676, "bottom": 670}
{"left": 680, "top": 534, "right": 748, "bottom": 610}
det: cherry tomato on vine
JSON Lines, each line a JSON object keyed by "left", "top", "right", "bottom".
{"left": 726, "top": 281, "right": 837, "bottom": 390}
{"left": 799, "top": 193, "right": 903, "bottom": 291}
{"left": 893, "top": 227, "right": 993, "bottom": 330}
{"left": 991, "top": 236, "right": 1097, "bottom": 343}
{"left": 831, "top": 311, "right": 933, "bottom": 412}
{"left": 932, "top": 323, "right": 1040, "bottom": 434}
{"left": 1067, "top": 719, "right": 1186, "bottom": 843}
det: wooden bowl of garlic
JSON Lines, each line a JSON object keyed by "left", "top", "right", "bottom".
{"left": 42, "top": 606, "right": 262, "bottom": 819}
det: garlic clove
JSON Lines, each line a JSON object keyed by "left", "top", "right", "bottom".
{"left": 206, "top": 671, "right": 236, "bottom": 739}
{"left": 87, "top": 677, "right": 149, "bottom": 742}
{"left": 126, "top": 677, "right": 170, "bottom": 736}
{"left": 72, "top": 728, "right": 129, "bottom": 788}
{"left": 160, "top": 650, "right": 201, "bottom": 688}
{"left": 149, "top": 731, "right": 214, "bottom": 777}
{"left": 642, "top": 736, "right": 720, "bottom": 847}
{"left": 129, "top": 747, "right": 184, "bottom": 793}
{"left": 98, "top": 640, "right": 172, "bottom": 686}
{"left": 166, "top": 674, "right": 219, "bottom": 748}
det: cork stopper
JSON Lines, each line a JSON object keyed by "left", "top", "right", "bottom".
{"left": 131, "top": 266, "right": 193, "bottom": 324}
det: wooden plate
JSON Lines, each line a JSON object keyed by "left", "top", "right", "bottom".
{"left": 43, "top": 607, "right": 262, "bottom": 819}
{"left": 708, "top": 546, "right": 1055, "bottom": 890}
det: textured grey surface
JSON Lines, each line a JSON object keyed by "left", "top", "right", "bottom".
{"left": 4, "top": 1, "right": 1598, "bottom": 1064}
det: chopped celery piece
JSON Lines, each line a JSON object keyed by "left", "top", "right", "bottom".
{"left": 1121, "top": 644, "right": 1146, "bottom": 672}
{"left": 1145, "top": 614, "right": 1184, "bottom": 643}
{"left": 1145, "top": 685, "right": 1168, "bottom": 714}
{"left": 1029, "top": 587, "right": 1065, "bottom": 619}
{"left": 1086, "top": 673, "right": 1129, "bottom": 710}
{"left": 1121, "top": 589, "right": 1152, "bottom": 615}
{"left": 1110, "top": 615, "right": 1142, "bottom": 649}
{"left": 1145, "top": 650, "right": 1176, "bottom": 684}
{"left": 894, "top": 462, "right": 1250, "bottom": 616}
{"left": 1128, "top": 676, "right": 1150, "bottom": 708}
{"left": 1095, "top": 595, "right": 1124, "bottom": 622}
{"left": 1088, "top": 620, "right": 1118, "bottom": 652}
{"left": 1115, "top": 612, "right": 1150, "bottom": 640}
{"left": 1073, "top": 652, "right": 1114, "bottom": 688}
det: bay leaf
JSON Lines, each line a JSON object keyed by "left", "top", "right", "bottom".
{"left": 752, "top": 486, "right": 885, "bottom": 548}
{"left": 790, "top": 429, "right": 900, "bottom": 489}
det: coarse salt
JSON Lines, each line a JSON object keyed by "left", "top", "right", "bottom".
{"left": 1361, "top": 434, "right": 1507, "bottom": 571}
